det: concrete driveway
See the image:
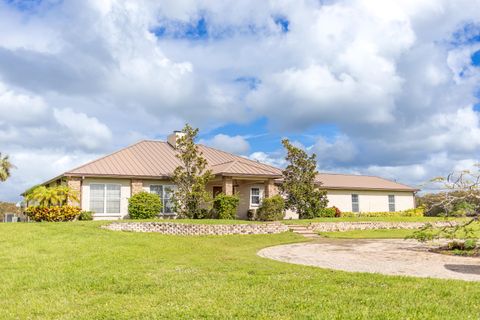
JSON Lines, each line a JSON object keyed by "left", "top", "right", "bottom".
{"left": 258, "top": 239, "right": 480, "bottom": 281}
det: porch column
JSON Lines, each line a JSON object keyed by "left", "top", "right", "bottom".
{"left": 264, "top": 179, "right": 277, "bottom": 198}
{"left": 222, "top": 176, "right": 233, "bottom": 195}
{"left": 66, "top": 176, "right": 82, "bottom": 207}
{"left": 131, "top": 179, "right": 143, "bottom": 196}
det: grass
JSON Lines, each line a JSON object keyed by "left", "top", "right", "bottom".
{"left": 123, "top": 218, "right": 261, "bottom": 224}
{"left": 321, "top": 222, "right": 480, "bottom": 239}
{"left": 321, "top": 228, "right": 418, "bottom": 239}
{"left": 282, "top": 216, "right": 463, "bottom": 224}
{"left": 0, "top": 222, "right": 479, "bottom": 319}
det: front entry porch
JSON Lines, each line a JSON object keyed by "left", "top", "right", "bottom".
{"left": 207, "top": 176, "right": 278, "bottom": 219}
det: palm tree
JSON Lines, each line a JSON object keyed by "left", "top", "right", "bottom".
{"left": 0, "top": 153, "right": 14, "bottom": 182}
{"left": 25, "top": 185, "right": 79, "bottom": 207}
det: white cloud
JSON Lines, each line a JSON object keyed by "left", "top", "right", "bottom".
{"left": 0, "top": 0, "right": 480, "bottom": 201}
{"left": 0, "top": 148, "right": 99, "bottom": 201}
{"left": 249, "top": 151, "right": 286, "bottom": 168}
{"left": 0, "top": 82, "right": 49, "bottom": 125}
{"left": 199, "top": 134, "right": 250, "bottom": 155}
{"left": 53, "top": 108, "right": 113, "bottom": 151}
{"left": 312, "top": 135, "right": 357, "bottom": 165}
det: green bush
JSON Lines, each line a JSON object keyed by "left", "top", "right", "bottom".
{"left": 213, "top": 193, "right": 239, "bottom": 219}
{"left": 193, "top": 208, "right": 213, "bottom": 219}
{"left": 25, "top": 205, "right": 81, "bottom": 222}
{"left": 78, "top": 211, "right": 94, "bottom": 221}
{"left": 247, "top": 209, "right": 257, "bottom": 221}
{"left": 128, "top": 192, "right": 162, "bottom": 219}
{"left": 464, "top": 239, "right": 477, "bottom": 250}
{"left": 340, "top": 207, "right": 424, "bottom": 218}
{"left": 317, "top": 207, "right": 342, "bottom": 217}
{"left": 256, "top": 195, "right": 285, "bottom": 221}
{"left": 417, "top": 191, "right": 480, "bottom": 216}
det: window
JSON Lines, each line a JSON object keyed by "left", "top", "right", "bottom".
{"left": 90, "top": 184, "right": 121, "bottom": 214}
{"left": 388, "top": 195, "right": 395, "bottom": 212}
{"left": 351, "top": 194, "right": 359, "bottom": 212}
{"left": 150, "top": 185, "right": 175, "bottom": 214}
{"left": 251, "top": 188, "right": 260, "bottom": 206}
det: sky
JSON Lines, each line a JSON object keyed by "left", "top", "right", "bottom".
{"left": 1, "top": 0, "right": 480, "bottom": 202}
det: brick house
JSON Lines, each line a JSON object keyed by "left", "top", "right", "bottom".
{"left": 36, "top": 131, "right": 417, "bottom": 220}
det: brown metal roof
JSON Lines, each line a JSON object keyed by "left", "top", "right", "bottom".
{"left": 56, "top": 140, "right": 416, "bottom": 192}
{"left": 315, "top": 173, "right": 417, "bottom": 191}
{"left": 65, "top": 140, "right": 282, "bottom": 178}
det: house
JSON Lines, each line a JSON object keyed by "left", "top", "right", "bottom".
{"left": 37, "top": 131, "right": 418, "bottom": 220}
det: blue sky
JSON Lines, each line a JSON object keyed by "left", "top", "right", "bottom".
{"left": 1, "top": 0, "right": 480, "bottom": 201}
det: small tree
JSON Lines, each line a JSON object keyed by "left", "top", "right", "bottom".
{"left": 0, "top": 153, "right": 14, "bottom": 182}
{"left": 172, "top": 124, "right": 213, "bottom": 218}
{"left": 25, "top": 185, "right": 79, "bottom": 207}
{"left": 280, "top": 139, "right": 328, "bottom": 219}
{"left": 128, "top": 192, "right": 162, "bottom": 219}
{"left": 411, "top": 168, "right": 480, "bottom": 243}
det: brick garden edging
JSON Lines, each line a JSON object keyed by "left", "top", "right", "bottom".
{"left": 308, "top": 221, "right": 458, "bottom": 232}
{"left": 102, "top": 221, "right": 289, "bottom": 236}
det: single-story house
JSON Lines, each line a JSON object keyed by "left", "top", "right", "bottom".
{"left": 36, "top": 131, "right": 418, "bottom": 220}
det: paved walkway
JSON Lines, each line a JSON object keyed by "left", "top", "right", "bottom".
{"left": 258, "top": 239, "right": 480, "bottom": 281}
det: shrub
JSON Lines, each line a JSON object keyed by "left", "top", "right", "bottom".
{"left": 247, "top": 209, "right": 257, "bottom": 221}
{"left": 213, "top": 193, "right": 239, "bottom": 219}
{"left": 25, "top": 205, "right": 81, "bottom": 222}
{"left": 193, "top": 208, "right": 213, "bottom": 219}
{"left": 464, "top": 239, "right": 477, "bottom": 250}
{"left": 417, "top": 191, "right": 480, "bottom": 216}
{"left": 333, "top": 206, "right": 341, "bottom": 217}
{"left": 128, "top": 192, "right": 162, "bottom": 219}
{"left": 340, "top": 208, "right": 424, "bottom": 218}
{"left": 317, "top": 207, "right": 342, "bottom": 217}
{"left": 78, "top": 211, "right": 94, "bottom": 221}
{"left": 256, "top": 195, "right": 285, "bottom": 221}
{"left": 317, "top": 207, "right": 336, "bottom": 217}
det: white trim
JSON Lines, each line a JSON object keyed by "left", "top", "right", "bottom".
{"left": 89, "top": 183, "right": 122, "bottom": 214}
{"left": 388, "top": 194, "right": 396, "bottom": 212}
{"left": 250, "top": 187, "right": 261, "bottom": 207}
{"left": 149, "top": 184, "right": 176, "bottom": 214}
{"left": 351, "top": 194, "right": 359, "bottom": 212}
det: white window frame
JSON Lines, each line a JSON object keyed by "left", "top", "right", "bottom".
{"left": 250, "top": 187, "right": 261, "bottom": 207}
{"left": 149, "top": 184, "right": 175, "bottom": 214}
{"left": 351, "top": 194, "right": 359, "bottom": 213}
{"left": 89, "top": 183, "right": 121, "bottom": 214}
{"left": 388, "top": 195, "right": 395, "bottom": 212}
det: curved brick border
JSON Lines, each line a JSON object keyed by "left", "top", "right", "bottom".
{"left": 101, "top": 221, "right": 289, "bottom": 236}
{"left": 308, "top": 221, "right": 458, "bottom": 232}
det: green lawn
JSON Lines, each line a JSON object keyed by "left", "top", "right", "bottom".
{"left": 321, "top": 222, "right": 480, "bottom": 239}
{"left": 126, "top": 218, "right": 261, "bottom": 224}
{"left": 282, "top": 216, "right": 463, "bottom": 224}
{"left": 1, "top": 222, "right": 479, "bottom": 319}
{"left": 321, "top": 228, "right": 418, "bottom": 239}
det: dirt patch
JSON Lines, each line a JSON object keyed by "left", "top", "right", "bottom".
{"left": 258, "top": 239, "right": 480, "bottom": 281}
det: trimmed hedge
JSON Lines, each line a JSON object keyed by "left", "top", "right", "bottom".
{"left": 340, "top": 207, "right": 424, "bottom": 218}
{"left": 26, "top": 205, "right": 81, "bottom": 222}
{"left": 213, "top": 194, "right": 239, "bottom": 219}
{"left": 128, "top": 192, "right": 162, "bottom": 219}
{"left": 78, "top": 211, "right": 94, "bottom": 221}
{"left": 318, "top": 206, "right": 342, "bottom": 217}
{"left": 256, "top": 195, "right": 285, "bottom": 221}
